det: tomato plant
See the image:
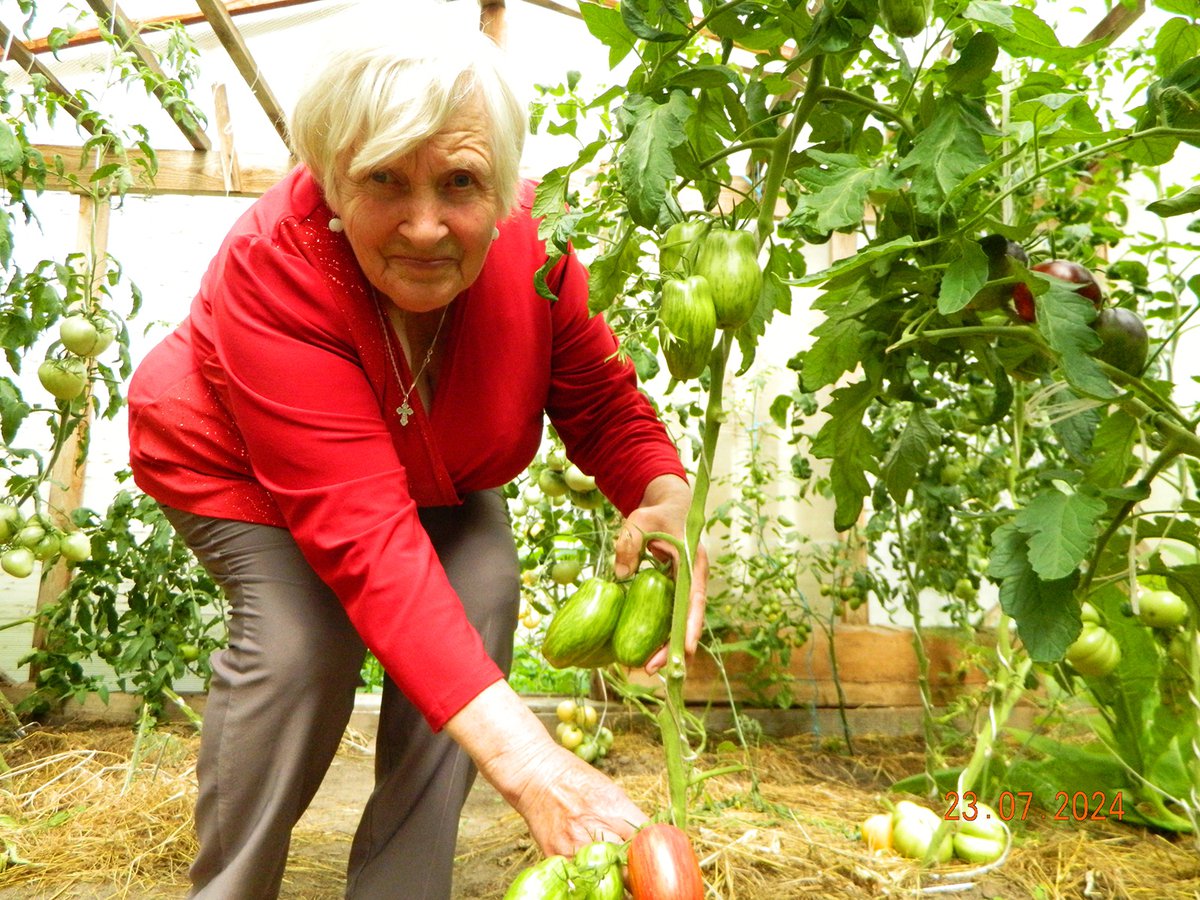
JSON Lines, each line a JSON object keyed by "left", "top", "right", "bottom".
{"left": 529, "top": 0, "right": 1200, "bottom": 838}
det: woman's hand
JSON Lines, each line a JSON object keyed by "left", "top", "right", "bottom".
{"left": 446, "top": 682, "right": 647, "bottom": 855}
{"left": 613, "top": 474, "right": 708, "bottom": 675}
{"left": 506, "top": 740, "right": 647, "bottom": 854}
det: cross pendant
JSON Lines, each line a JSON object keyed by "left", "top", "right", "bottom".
{"left": 397, "top": 399, "right": 414, "bottom": 426}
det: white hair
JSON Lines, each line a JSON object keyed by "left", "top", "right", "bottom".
{"left": 289, "top": 23, "right": 526, "bottom": 215}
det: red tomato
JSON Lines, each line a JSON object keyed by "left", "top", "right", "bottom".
{"left": 627, "top": 823, "right": 704, "bottom": 900}
{"left": 1011, "top": 260, "right": 1103, "bottom": 322}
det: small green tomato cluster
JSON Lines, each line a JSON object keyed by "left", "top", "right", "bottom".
{"left": 523, "top": 450, "right": 606, "bottom": 513}
{"left": 502, "top": 840, "right": 624, "bottom": 900}
{"left": 554, "top": 698, "right": 614, "bottom": 766}
{"left": 0, "top": 503, "right": 91, "bottom": 578}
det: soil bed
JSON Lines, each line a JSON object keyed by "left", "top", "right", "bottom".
{"left": 0, "top": 719, "right": 1196, "bottom": 898}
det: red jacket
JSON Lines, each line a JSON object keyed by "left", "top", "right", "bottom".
{"left": 128, "top": 166, "right": 685, "bottom": 730}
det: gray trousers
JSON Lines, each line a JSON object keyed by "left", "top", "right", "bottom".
{"left": 162, "top": 490, "right": 520, "bottom": 900}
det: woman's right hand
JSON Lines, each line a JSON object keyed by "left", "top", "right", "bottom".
{"left": 445, "top": 680, "right": 646, "bottom": 856}
{"left": 506, "top": 740, "right": 647, "bottom": 855}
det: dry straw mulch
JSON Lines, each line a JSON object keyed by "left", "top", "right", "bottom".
{"left": 0, "top": 723, "right": 1197, "bottom": 899}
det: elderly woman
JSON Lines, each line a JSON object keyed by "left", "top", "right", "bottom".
{"left": 127, "top": 23, "right": 706, "bottom": 900}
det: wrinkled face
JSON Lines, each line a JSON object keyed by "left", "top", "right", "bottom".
{"left": 337, "top": 101, "right": 501, "bottom": 313}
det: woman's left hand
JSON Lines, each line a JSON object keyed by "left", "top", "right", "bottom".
{"left": 613, "top": 474, "right": 708, "bottom": 675}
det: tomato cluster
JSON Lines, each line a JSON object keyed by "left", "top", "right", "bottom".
{"left": 656, "top": 221, "right": 763, "bottom": 382}
{"left": 36, "top": 307, "right": 119, "bottom": 403}
{"left": 989, "top": 250, "right": 1152, "bottom": 377}
{"left": 553, "top": 698, "right": 614, "bottom": 766}
{"left": 503, "top": 823, "right": 704, "bottom": 900}
{"left": 860, "top": 799, "right": 1006, "bottom": 866}
{"left": 0, "top": 503, "right": 91, "bottom": 578}
{"left": 525, "top": 451, "right": 606, "bottom": 514}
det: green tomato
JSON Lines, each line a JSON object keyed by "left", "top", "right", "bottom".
{"left": 562, "top": 464, "right": 596, "bottom": 493}
{"left": 952, "top": 832, "right": 1005, "bottom": 864}
{"left": 556, "top": 699, "right": 578, "bottom": 724}
{"left": 891, "top": 802, "right": 953, "bottom": 863}
{"left": 37, "top": 357, "right": 88, "bottom": 401}
{"left": 1, "top": 547, "right": 35, "bottom": 578}
{"left": 574, "top": 738, "right": 599, "bottom": 764}
{"left": 1064, "top": 624, "right": 1121, "bottom": 677}
{"left": 502, "top": 855, "right": 573, "bottom": 900}
{"left": 550, "top": 558, "right": 583, "bottom": 586}
{"left": 16, "top": 523, "right": 46, "bottom": 549}
{"left": 658, "top": 275, "right": 718, "bottom": 381}
{"left": 179, "top": 643, "right": 201, "bottom": 662}
{"left": 658, "top": 219, "right": 708, "bottom": 276}
{"left": 574, "top": 702, "right": 599, "bottom": 731}
{"left": 559, "top": 724, "right": 584, "bottom": 751}
{"left": 0, "top": 504, "right": 21, "bottom": 543}
{"left": 537, "top": 468, "right": 570, "bottom": 498}
{"left": 32, "top": 533, "right": 60, "bottom": 561}
{"left": 940, "top": 463, "right": 965, "bottom": 486}
{"left": 692, "top": 228, "right": 762, "bottom": 330}
{"left": 956, "top": 803, "right": 1006, "bottom": 842}
{"left": 59, "top": 531, "right": 92, "bottom": 562}
{"left": 1137, "top": 589, "right": 1189, "bottom": 629}
{"left": 568, "top": 488, "right": 606, "bottom": 511}
{"left": 59, "top": 314, "right": 116, "bottom": 357}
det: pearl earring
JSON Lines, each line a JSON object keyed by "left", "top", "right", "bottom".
{"left": 329, "top": 217, "right": 344, "bottom": 233}
{"left": 491, "top": 226, "right": 500, "bottom": 241}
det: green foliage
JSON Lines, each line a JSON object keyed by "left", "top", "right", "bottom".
{"left": 20, "top": 485, "right": 224, "bottom": 718}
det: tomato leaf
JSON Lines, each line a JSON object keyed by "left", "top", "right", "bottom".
{"left": 987, "top": 523, "right": 1080, "bottom": 661}
{"left": 790, "top": 150, "right": 899, "bottom": 233}
{"left": 619, "top": 0, "right": 689, "bottom": 43}
{"left": 1014, "top": 489, "right": 1106, "bottom": 581}
{"left": 812, "top": 377, "right": 880, "bottom": 531}
{"left": 0, "top": 377, "right": 31, "bottom": 445}
{"left": 938, "top": 238, "right": 989, "bottom": 314}
{"left": 944, "top": 31, "right": 999, "bottom": 95}
{"left": 1034, "top": 282, "right": 1114, "bottom": 399}
{"left": 1147, "top": 184, "right": 1200, "bottom": 217}
{"left": 897, "top": 97, "right": 996, "bottom": 215}
{"left": 579, "top": 1, "right": 636, "bottom": 68}
{"left": 1085, "top": 410, "right": 1141, "bottom": 489}
{"left": 881, "top": 406, "right": 943, "bottom": 504}
{"left": 617, "top": 92, "right": 694, "bottom": 228}
{"left": 970, "top": 5, "right": 1107, "bottom": 66}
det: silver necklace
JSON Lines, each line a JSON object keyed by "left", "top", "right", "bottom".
{"left": 374, "top": 295, "right": 450, "bottom": 426}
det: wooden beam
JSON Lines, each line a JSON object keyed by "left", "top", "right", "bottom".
{"left": 82, "top": 0, "right": 213, "bottom": 151}
{"left": 212, "top": 83, "right": 243, "bottom": 193}
{"left": 0, "top": 19, "right": 103, "bottom": 135}
{"left": 23, "top": 0, "right": 327, "bottom": 55}
{"left": 1082, "top": 0, "right": 1145, "bottom": 45}
{"left": 35, "top": 143, "right": 292, "bottom": 197}
{"left": 194, "top": 0, "right": 290, "bottom": 147}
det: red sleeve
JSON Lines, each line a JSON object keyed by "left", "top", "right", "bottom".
{"left": 209, "top": 235, "right": 502, "bottom": 731}
{"left": 545, "top": 251, "right": 687, "bottom": 516}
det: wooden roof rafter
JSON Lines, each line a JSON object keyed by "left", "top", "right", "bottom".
{"left": 193, "top": 0, "right": 290, "bottom": 147}
{"left": 82, "top": 0, "right": 212, "bottom": 151}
